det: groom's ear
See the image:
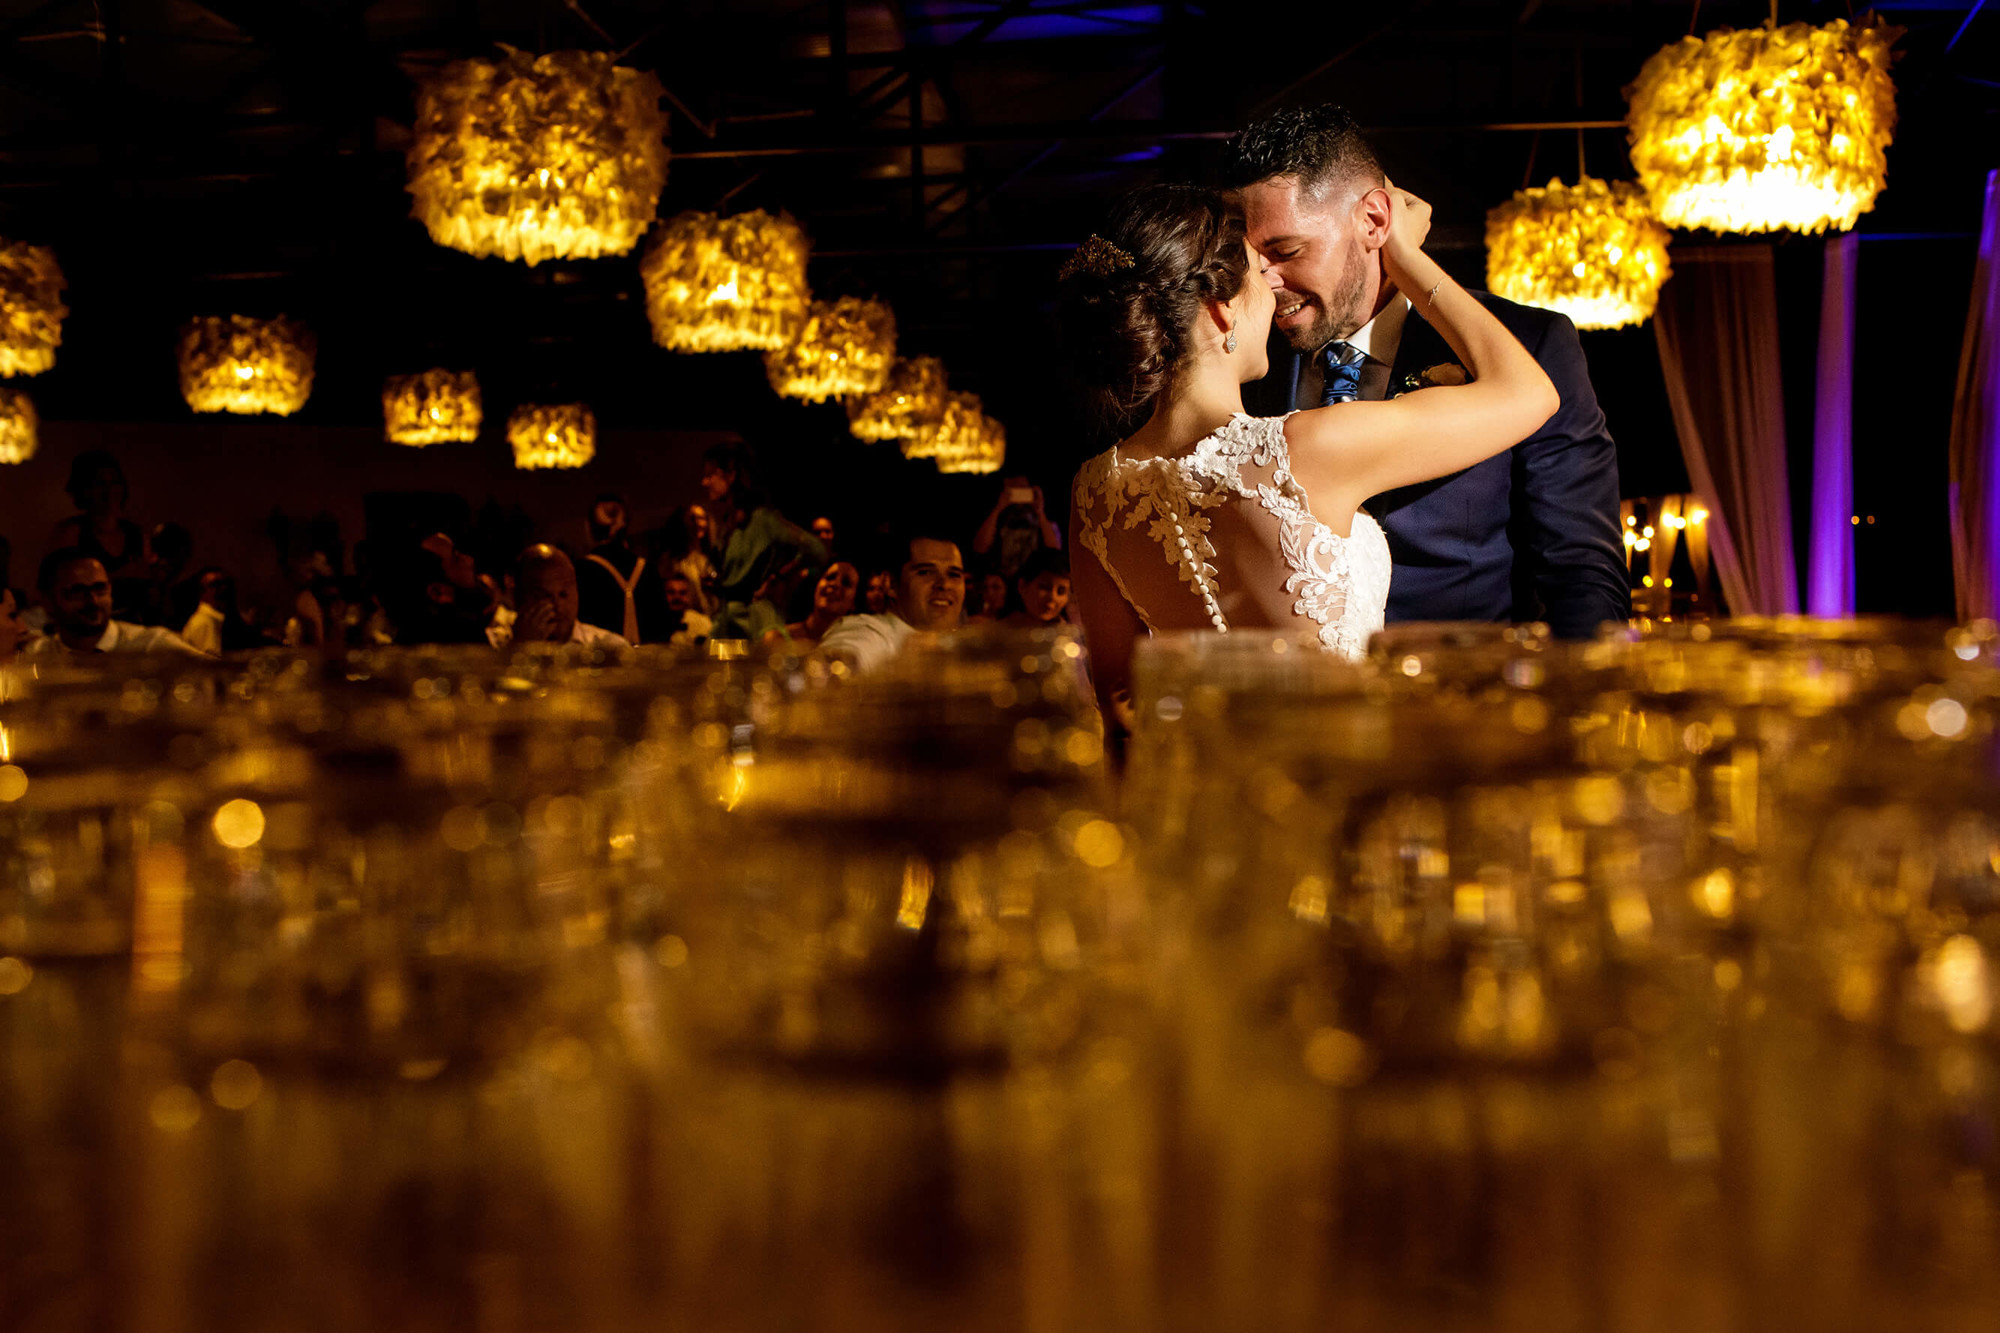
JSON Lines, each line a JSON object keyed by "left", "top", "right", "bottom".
{"left": 1354, "top": 185, "right": 1394, "bottom": 253}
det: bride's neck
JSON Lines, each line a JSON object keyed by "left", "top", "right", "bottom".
{"left": 1133, "top": 358, "right": 1244, "bottom": 456}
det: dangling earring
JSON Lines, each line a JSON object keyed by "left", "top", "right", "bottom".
{"left": 1225, "top": 326, "right": 1238, "bottom": 354}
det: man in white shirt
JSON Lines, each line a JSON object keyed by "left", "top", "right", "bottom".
{"left": 660, "top": 571, "right": 714, "bottom": 648}
{"left": 818, "top": 532, "right": 966, "bottom": 674}
{"left": 486, "top": 544, "right": 630, "bottom": 650}
{"left": 25, "top": 549, "right": 209, "bottom": 658}
{"left": 178, "top": 568, "right": 231, "bottom": 655}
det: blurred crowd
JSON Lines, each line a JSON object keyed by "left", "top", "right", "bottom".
{"left": 0, "top": 442, "right": 1073, "bottom": 671}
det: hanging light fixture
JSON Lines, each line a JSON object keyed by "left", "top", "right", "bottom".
{"left": 0, "top": 240, "right": 65, "bottom": 378}
{"left": 1625, "top": 17, "right": 1901, "bottom": 235}
{"left": 640, "top": 209, "right": 811, "bottom": 353}
{"left": 933, "top": 417, "right": 1007, "bottom": 475}
{"left": 508, "top": 403, "right": 596, "bottom": 469}
{"left": 406, "top": 47, "right": 668, "bottom": 266}
{"left": 1485, "top": 177, "right": 1673, "bottom": 330}
{"left": 764, "top": 296, "right": 897, "bottom": 402}
{"left": 0, "top": 387, "right": 36, "bottom": 464}
{"left": 178, "top": 315, "right": 316, "bottom": 416}
{"left": 904, "top": 391, "right": 1005, "bottom": 474}
{"left": 383, "top": 369, "right": 483, "bottom": 446}
{"left": 846, "top": 355, "right": 948, "bottom": 443}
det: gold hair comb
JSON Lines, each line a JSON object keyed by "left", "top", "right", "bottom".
{"left": 1059, "top": 234, "right": 1136, "bottom": 281}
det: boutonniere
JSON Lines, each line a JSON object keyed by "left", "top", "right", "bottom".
{"left": 1394, "top": 363, "right": 1469, "bottom": 397}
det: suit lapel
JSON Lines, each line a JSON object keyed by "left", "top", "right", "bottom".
{"left": 1386, "top": 306, "right": 1456, "bottom": 399}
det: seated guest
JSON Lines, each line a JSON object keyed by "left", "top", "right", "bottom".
{"left": 144, "top": 521, "right": 199, "bottom": 625}
{"left": 487, "top": 545, "right": 629, "bottom": 649}
{"left": 393, "top": 539, "right": 492, "bottom": 646}
{"left": 51, "top": 451, "right": 153, "bottom": 620}
{"left": 811, "top": 515, "right": 837, "bottom": 554}
{"left": 860, "top": 568, "right": 894, "bottom": 617}
{"left": 660, "top": 571, "right": 714, "bottom": 648}
{"left": 651, "top": 504, "right": 718, "bottom": 616}
{"left": 818, "top": 532, "right": 965, "bottom": 673}
{"left": 762, "top": 561, "right": 859, "bottom": 652}
{"left": 965, "top": 561, "right": 1011, "bottom": 625}
{"left": 179, "top": 569, "right": 261, "bottom": 656}
{"left": 25, "top": 549, "right": 208, "bottom": 657}
{"left": 0, "top": 584, "right": 31, "bottom": 665}
{"left": 1000, "top": 548, "right": 1072, "bottom": 628}
{"left": 578, "top": 494, "right": 669, "bottom": 645}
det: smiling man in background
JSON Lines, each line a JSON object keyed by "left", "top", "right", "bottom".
{"left": 26, "top": 548, "right": 208, "bottom": 657}
{"left": 818, "top": 529, "right": 966, "bottom": 674}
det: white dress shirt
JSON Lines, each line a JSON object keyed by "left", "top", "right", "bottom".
{"left": 817, "top": 612, "right": 917, "bottom": 674}
{"left": 1294, "top": 294, "right": 1412, "bottom": 409}
{"left": 486, "top": 618, "right": 630, "bottom": 650}
{"left": 23, "top": 619, "right": 209, "bottom": 657}
{"left": 180, "top": 602, "right": 225, "bottom": 655}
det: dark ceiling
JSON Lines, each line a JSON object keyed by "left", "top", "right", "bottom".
{"left": 0, "top": 0, "right": 1993, "bottom": 509}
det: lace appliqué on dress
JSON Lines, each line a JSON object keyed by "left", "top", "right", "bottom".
{"left": 1074, "top": 413, "right": 1391, "bottom": 659}
{"left": 1074, "top": 446, "right": 1228, "bottom": 631}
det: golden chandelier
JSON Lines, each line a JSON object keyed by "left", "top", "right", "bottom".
{"left": 1625, "top": 17, "right": 1901, "bottom": 234}
{"left": 904, "top": 391, "right": 1005, "bottom": 474}
{"left": 847, "top": 355, "right": 949, "bottom": 443}
{"left": 508, "top": 403, "right": 596, "bottom": 469}
{"left": 0, "top": 387, "right": 36, "bottom": 464}
{"left": 384, "top": 369, "right": 483, "bottom": 446}
{"left": 640, "top": 209, "right": 811, "bottom": 353}
{"left": 178, "top": 315, "right": 316, "bottom": 416}
{"left": 1485, "top": 177, "right": 1672, "bottom": 330}
{"left": 0, "top": 240, "right": 66, "bottom": 378}
{"left": 407, "top": 48, "right": 669, "bottom": 266}
{"left": 765, "top": 296, "right": 897, "bottom": 402}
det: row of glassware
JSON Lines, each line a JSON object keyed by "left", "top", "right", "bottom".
{"left": 1, "top": 617, "right": 1996, "bottom": 1332}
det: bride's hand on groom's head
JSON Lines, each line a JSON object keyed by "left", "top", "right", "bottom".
{"left": 1380, "top": 177, "right": 1433, "bottom": 259}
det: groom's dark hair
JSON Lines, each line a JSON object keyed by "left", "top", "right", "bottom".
{"left": 1222, "top": 105, "right": 1383, "bottom": 202}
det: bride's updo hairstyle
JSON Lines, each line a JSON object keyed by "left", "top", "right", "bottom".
{"left": 1057, "top": 183, "right": 1252, "bottom": 432}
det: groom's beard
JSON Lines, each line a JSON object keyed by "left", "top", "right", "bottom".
{"left": 1278, "top": 237, "right": 1371, "bottom": 354}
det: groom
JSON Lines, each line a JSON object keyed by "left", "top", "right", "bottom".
{"left": 1228, "top": 106, "right": 1629, "bottom": 639}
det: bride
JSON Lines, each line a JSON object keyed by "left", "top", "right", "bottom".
{"left": 1061, "top": 181, "right": 1558, "bottom": 720}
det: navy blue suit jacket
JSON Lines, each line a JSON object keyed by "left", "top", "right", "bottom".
{"left": 1246, "top": 292, "right": 1630, "bottom": 639}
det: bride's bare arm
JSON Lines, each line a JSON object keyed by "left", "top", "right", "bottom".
{"left": 1285, "top": 189, "right": 1558, "bottom": 522}
{"left": 1068, "top": 507, "right": 1145, "bottom": 738}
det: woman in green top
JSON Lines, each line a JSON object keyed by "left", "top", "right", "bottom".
{"left": 697, "top": 441, "right": 829, "bottom": 641}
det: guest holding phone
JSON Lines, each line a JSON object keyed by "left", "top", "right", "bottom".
{"left": 971, "top": 474, "right": 1063, "bottom": 580}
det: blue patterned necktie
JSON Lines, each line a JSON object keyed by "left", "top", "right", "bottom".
{"left": 1318, "top": 341, "right": 1365, "bottom": 406}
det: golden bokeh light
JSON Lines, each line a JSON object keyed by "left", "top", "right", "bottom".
{"left": 764, "top": 296, "right": 897, "bottom": 402}
{"left": 383, "top": 369, "right": 483, "bottom": 446}
{"left": 508, "top": 403, "right": 596, "bottom": 469}
{"left": 0, "top": 239, "right": 66, "bottom": 377}
{"left": 1485, "top": 177, "right": 1672, "bottom": 330}
{"left": 640, "top": 209, "right": 811, "bottom": 353}
{"left": 178, "top": 315, "right": 316, "bottom": 416}
{"left": 0, "top": 387, "right": 37, "bottom": 465}
{"left": 1625, "top": 17, "right": 1901, "bottom": 234}
{"left": 846, "top": 355, "right": 948, "bottom": 443}
{"left": 406, "top": 47, "right": 668, "bottom": 265}
{"left": 212, "top": 798, "right": 266, "bottom": 850}
{"left": 209, "top": 1059, "right": 264, "bottom": 1110}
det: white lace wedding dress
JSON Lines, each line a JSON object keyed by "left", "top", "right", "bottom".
{"left": 1072, "top": 412, "right": 1393, "bottom": 660}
